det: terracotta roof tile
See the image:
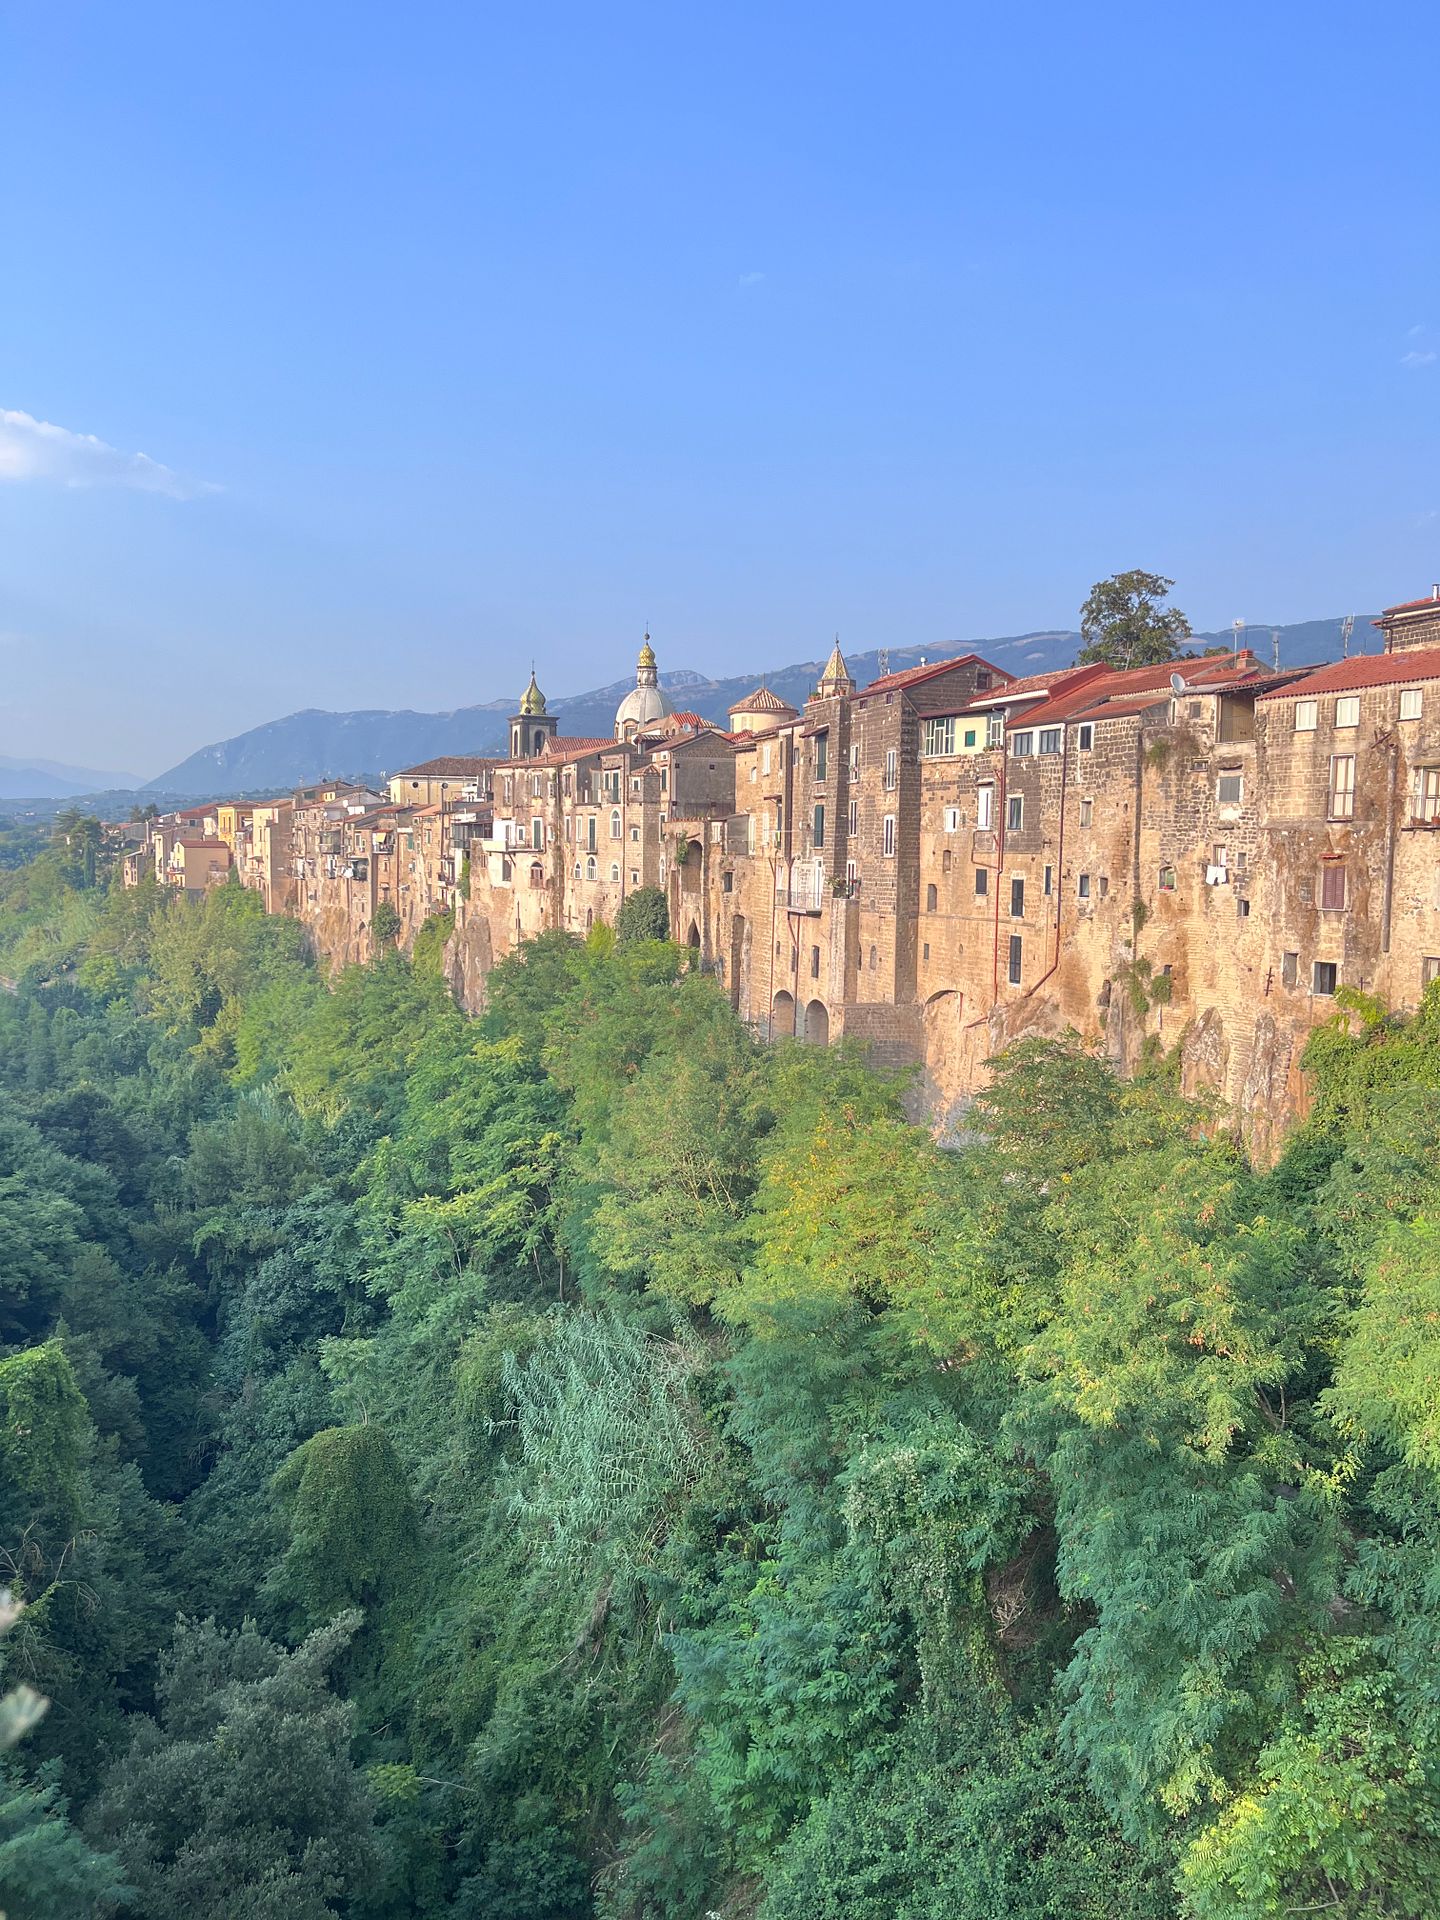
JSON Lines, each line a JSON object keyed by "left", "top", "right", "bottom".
{"left": 861, "top": 652, "right": 1011, "bottom": 696}
{"left": 728, "top": 685, "right": 798, "bottom": 716}
{"left": 392, "top": 755, "right": 498, "bottom": 778}
{"left": 1256, "top": 648, "right": 1440, "bottom": 700}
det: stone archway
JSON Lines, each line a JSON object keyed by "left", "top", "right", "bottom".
{"left": 771, "top": 989, "right": 796, "bottom": 1039}
{"left": 803, "top": 998, "right": 830, "bottom": 1045}
{"left": 686, "top": 920, "right": 701, "bottom": 949}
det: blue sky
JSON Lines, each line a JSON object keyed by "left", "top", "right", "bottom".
{"left": 2, "top": 0, "right": 1437, "bottom": 777}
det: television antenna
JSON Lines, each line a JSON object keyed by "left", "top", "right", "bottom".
{"left": 877, "top": 648, "right": 890, "bottom": 678}
{"left": 1232, "top": 618, "right": 1246, "bottom": 656}
{"left": 1272, "top": 629, "right": 1281, "bottom": 672}
{"left": 1340, "top": 613, "right": 1355, "bottom": 659}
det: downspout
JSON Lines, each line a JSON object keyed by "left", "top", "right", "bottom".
{"left": 991, "top": 743, "right": 1008, "bottom": 1010}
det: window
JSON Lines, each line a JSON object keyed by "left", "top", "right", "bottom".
{"left": 1077, "top": 723, "right": 1094, "bottom": 751}
{"left": 586, "top": 818, "right": 597, "bottom": 851}
{"left": 1335, "top": 696, "right": 1360, "bottom": 728}
{"left": 1006, "top": 795, "right": 1024, "bottom": 832}
{"left": 884, "top": 748, "right": 898, "bottom": 789}
{"left": 1043, "top": 864, "right": 1053, "bottom": 896}
{"left": 987, "top": 712, "right": 1005, "bottom": 749}
{"left": 976, "top": 784, "right": 994, "bottom": 830}
{"left": 975, "top": 669, "right": 992, "bottom": 689}
{"left": 1158, "top": 864, "right": 1177, "bottom": 892}
{"left": 882, "top": 815, "right": 896, "bottom": 856}
{"left": 962, "top": 725, "right": 979, "bottom": 748}
{"left": 844, "top": 799, "right": 858, "bottom": 839}
{"left": 1007, "top": 934, "right": 1023, "bottom": 986}
{"left": 1217, "top": 770, "right": 1244, "bottom": 805}
{"left": 722, "top": 869, "right": 733, "bottom": 893}
{"left": 1236, "top": 896, "right": 1250, "bottom": 919}
{"left": 609, "top": 863, "right": 620, "bottom": 882}
{"left": 761, "top": 742, "right": 772, "bottom": 775}
{"left": 849, "top": 747, "right": 860, "bottom": 780}
{"left": 846, "top": 859, "right": 858, "bottom": 890}
{"left": 1011, "top": 730, "right": 1035, "bottom": 757}
{"left": 975, "top": 867, "right": 989, "bottom": 897}
{"left": 1281, "top": 951, "right": 1298, "bottom": 988}
{"left": 1320, "top": 861, "right": 1347, "bottom": 911}
{"left": 1079, "top": 797, "right": 1093, "bottom": 828}
{"left": 942, "top": 848, "right": 952, "bottom": 873}
{"left": 1423, "top": 956, "right": 1440, "bottom": 989}
{"left": 1412, "top": 766, "right": 1440, "bottom": 824}
{"left": 812, "top": 804, "right": 825, "bottom": 848}
{"left": 585, "top": 855, "right": 597, "bottom": 880}
{"left": 815, "top": 734, "right": 828, "bottom": 781}
{"left": 923, "top": 941, "right": 930, "bottom": 961}
{"left": 1400, "top": 688, "right": 1424, "bottom": 721}
{"left": 1010, "top": 876, "right": 1025, "bottom": 918}
{"left": 531, "top": 817, "right": 544, "bottom": 848}
{"left": 1313, "top": 960, "right": 1338, "bottom": 996}
{"left": 1294, "top": 700, "right": 1318, "bottom": 732}
{"left": 610, "top": 809, "right": 621, "bottom": 839}
{"left": 630, "top": 824, "right": 640, "bottom": 841}
{"left": 1078, "top": 872, "right": 1091, "bottom": 901}
{"left": 923, "top": 717, "right": 955, "bottom": 757}
{"left": 810, "top": 945, "right": 821, "bottom": 978}
{"left": 1098, "top": 875, "right": 1109, "bottom": 899}
{"left": 1328, "top": 754, "right": 1356, "bottom": 820}
{"left": 926, "top": 883, "right": 938, "bottom": 911}
{"left": 943, "top": 805, "right": 960, "bottom": 832}
{"left": 1038, "top": 728, "right": 1062, "bottom": 755}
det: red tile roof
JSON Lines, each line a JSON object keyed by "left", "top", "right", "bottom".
{"left": 538, "top": 736, "right": 614, "bottom": 763}
{"left": 392, "top": 755, "right": 498, "bottom": 778}
{"left": 1256, "top": 647, "right": 1440, "bottom": 700}
{"left": 861, "top": 652, "right": 1011, "bottom": 696}
{"left": 729, "top": 685, "right": 798, "bottom": 716}
{"left": 1380, "top": 590, "right": 1440, "bottom": 617}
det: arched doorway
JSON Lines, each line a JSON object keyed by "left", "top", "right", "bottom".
{"left": 771, "top": 990, "right": 795, "bottom": 1038}
{"left": 686, "top": 920, "right": 701, "bottom": 950}
{"left": 803, "top": 999, "right": 830, "bottom": 1045}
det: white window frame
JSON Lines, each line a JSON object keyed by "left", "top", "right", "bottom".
{"left": 1328, "top": 753, "right": 1356, "bottom": 821}
{"left": 976, "top": 784, "right": 994, "bottom": 830}
{"left": 1335, "top": 695, "right": 1360, "bottom": 728}
{"left": 1076, "top": 722, "right": 1094, "bottom": 751}
{"left": 1010, "top": 730, "right": 1035, "bottom": 758}
{"left": 943, "top": 805, "right": 961, "bottom": 832}
{"left": 884, "top": 748, "right": 898, "bottom": 790}
{"left": 1294, "top": 699, "right": 1318, "bottom": 732}
{"left": 987, "top": 712, "right": 1005, "bottom": 749}
{"left": 1006, "top": 794, "right": 1024, "bottom": 832}
{"left": 1400, "top": 688, "right": 1423, "bottom": 721}
{"left": 1217, "top": 770, "right": 1244, "bottom": 806}
{"left": 1038, "top": 728, "right": 1061, "bottom": 755}
{"left": 882, "top": 814, "right": 896, "bottom": 857}
{"left": 922, "top": 716, "right": 956, "bottom": 758}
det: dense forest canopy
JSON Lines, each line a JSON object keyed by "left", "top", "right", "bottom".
{"left": 2, "top": 837, "right": 1440, "bottom": 1918}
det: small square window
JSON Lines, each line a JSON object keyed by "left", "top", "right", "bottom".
{"left": 1011, "top": 731, "right": 1035, "bottom": 758}
{"left": 1423, "top": 956, "right": 1440, "bottom": 989}
{"left": 1294, "top": 700, "right": 1318, "bottom": 731}
{"left": 1158, "top": 864, "right": 1177, "bottom": 892}
{"left": 943, "top": 806, "right": 961, "bottom": 832}
{"left": 1038, "top": 728, "right": 1061, "bottom": 755}
{"left": 1312, "top": 960, "right": 1338, "bottom": 996}
{"left": 962, "top": 727, "right": 979, "bottom": 748}
{"left": 1237, "top": 896, "right": 1250, "bottom": 919}
{"left": 1077, "top": 872, "right": 1091, "bottom": 901}
{"left": 1400, "top": 688, "right": 1423, "bottom": 721}
{"left": 1335, "top": 695, "right": 1360, "bottom": 728}
{"left": 1077, "top": 723, "right": 1094, "bottom": 751}
{"left": 1217, "top": 771, "right": 1244, "bottom": 805}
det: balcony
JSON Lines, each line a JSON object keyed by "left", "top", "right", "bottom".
{"left": 785, "top": 868, "right": 827, "bottom": 914}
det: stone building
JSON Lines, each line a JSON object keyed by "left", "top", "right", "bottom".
{"left": 114, "top": 591, "right": 1440, "bottom": 1145}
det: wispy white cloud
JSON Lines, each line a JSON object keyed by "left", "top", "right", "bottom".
{"left": 1401, "top": 349, "right": 1437, "bottom": 369}
{"left": 738, "top": 270, "right": 766, "bottom": 288}
{"left": 0, "top": 407, "right": 216, "bottom": 499}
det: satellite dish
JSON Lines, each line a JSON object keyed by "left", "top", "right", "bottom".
{"left": 1169, "top": 672, "right": 1186, "bottom": 695}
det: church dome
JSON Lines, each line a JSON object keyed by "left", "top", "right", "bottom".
{"left": 614, "top": 633, "right": 675, "bottom": 740}
{"left": 519, "top": 669, "right": 547, "bottom": 716}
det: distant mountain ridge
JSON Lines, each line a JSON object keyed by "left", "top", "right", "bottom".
{"left": 0, "top": 754, "right": 145, "bottom": 800}
{"left": 143, "top": 614, "right": 1377, "bottom": 796}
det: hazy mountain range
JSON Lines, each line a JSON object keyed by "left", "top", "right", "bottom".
{"left": 0, "top": 754, "right": 145, "bottom": 801}
{"left": 0, "top": 614, "right": 1372, "bottom": 804}
{"left": 140, "top": 614, "right": 1370, "bottom": 797}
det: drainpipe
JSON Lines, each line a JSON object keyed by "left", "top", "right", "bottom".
{"left": 991, "top": 745, "right": 1009, "bottom": 1009}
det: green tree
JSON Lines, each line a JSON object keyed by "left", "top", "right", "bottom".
{"left": 1076, "top": 570, "right": 1191, "bottom": 668}
{"left": 614, "top": 887, "right": 669, "bottom": 945}
{"left": 86, "top": 1613, "right": 377, "bottom": 1920}
{"left": 370, "top": 900, "right": 402, "bottom": 946}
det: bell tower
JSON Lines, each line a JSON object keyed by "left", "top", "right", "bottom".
{"left": 510, "top": 669, "right": 559, "bottom": 759}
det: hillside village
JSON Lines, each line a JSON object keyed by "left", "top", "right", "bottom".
{"left": 120, "top": 586, "right": 1440, "bottom": 1148}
